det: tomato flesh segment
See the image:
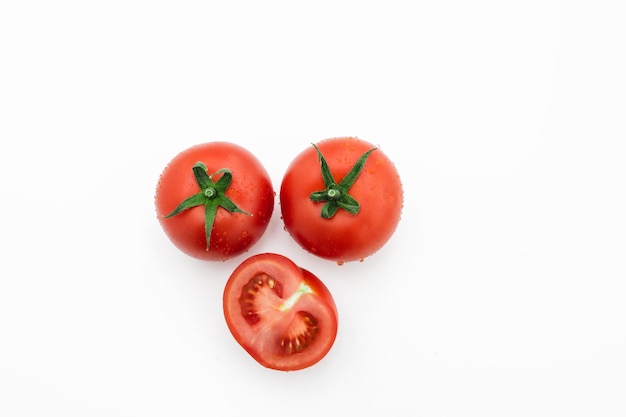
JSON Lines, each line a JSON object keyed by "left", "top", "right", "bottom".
{"left": 240, "top": 273, "right": 283, "bottom": 326}
{"left": 280, "top": 311, "right": 319, "bottom": 355}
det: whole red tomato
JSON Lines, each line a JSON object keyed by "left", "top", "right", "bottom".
{"left": 223, "top": 253, "right": 338, "bottom": 371}
{"left": 280, "top": 137, "right": 403, "bottom": 264}
{"left": 155, "top": 142, "right": 274, "bottom": 261}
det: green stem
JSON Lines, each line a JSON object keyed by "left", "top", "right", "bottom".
{"left": 164, "top": 162, "right": 250, "bottom": 251}
{"left": 309, "top": 144, "right": 377, "bottom": 219}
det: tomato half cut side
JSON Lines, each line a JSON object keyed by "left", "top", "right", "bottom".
{"left": 223, "top": 253, "right": 338, "bottom": 371}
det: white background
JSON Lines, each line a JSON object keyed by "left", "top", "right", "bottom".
{"left": 1, "top": 1, "right": 625, "bottom": 416}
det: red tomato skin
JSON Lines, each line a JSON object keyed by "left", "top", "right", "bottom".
{"left": 223, "top": 253, "right": 338, "bottom": 371}
{"left": 155, "top": 142, "right": 275, "bottom": 261}
{"left": 279, "top": 137, "right": 403, "bottom": 263}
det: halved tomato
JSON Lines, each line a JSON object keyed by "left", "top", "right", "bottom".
{"left": 223, "top": 253, "right": 338, "bottom": 371}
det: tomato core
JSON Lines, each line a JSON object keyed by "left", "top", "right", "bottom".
{"left": 278, "top": 282, "right": 313, "bottom": 311}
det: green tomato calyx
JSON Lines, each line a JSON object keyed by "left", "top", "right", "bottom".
{"left": 309, "top": 144, "right": 377, "bottom": 219}
{"left": 164, "top": 162, "right": 250, "bottom": 251}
